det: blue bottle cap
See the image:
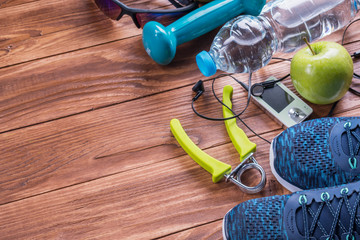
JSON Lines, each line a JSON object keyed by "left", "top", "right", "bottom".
{"left": 196, "top": 51, "right": 217, "bottom": 77}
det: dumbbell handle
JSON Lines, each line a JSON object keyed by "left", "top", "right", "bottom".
{"left": 172, "top": 0, "right": 245, "bottom": 45}
{"left": 142, "top": 0, "right": 265, "bottom": 65}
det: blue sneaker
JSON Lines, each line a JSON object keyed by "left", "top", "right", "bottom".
{"left": 270, "top": 117, "right": 360, "bottom": 192}
{"left": 223, "top": 181, "right": 360, "bottom": 240}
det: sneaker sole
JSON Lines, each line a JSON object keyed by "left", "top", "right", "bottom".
{"left": 222, "top": 208, "right": 231, "bottom": 240}
{"left": 269, "top": 135, "right": 303, "bottom": 193}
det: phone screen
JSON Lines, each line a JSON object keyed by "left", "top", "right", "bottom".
{"left": 260, "top": 84, "right": 294, "bottom": 113}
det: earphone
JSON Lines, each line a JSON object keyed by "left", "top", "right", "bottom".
{"left": 191, "top": 73, "right": 252, "bottom": 122}
{"left": 250, "top": 74, "right": 290, "bottom": 97}
{"left": 192, "top": 79, "right": 205, "bottom": 101}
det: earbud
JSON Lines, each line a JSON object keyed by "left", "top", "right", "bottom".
{"left": 250, "top": 80, "right": 277, "bottom": 97}
{"left": 192, "top": 80, "right": 205, "bottom": 101}
{"left": 354, "top": 51, "right": 360, "bottom": 58}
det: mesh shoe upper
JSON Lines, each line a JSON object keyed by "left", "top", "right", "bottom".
{"left": 271, "top": 117, "right": 360, "bottom": 191}
{"left": 223, "top": 195, "right": 290, "bottom": 240}
{"left": 223, "top": 181, "right": 360, "bottom": 240}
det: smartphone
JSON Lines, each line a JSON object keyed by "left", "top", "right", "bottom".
{"left": 251, "top": 77, "right": 313, "bottom": 128}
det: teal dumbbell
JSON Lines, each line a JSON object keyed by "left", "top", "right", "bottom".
{"left": 142, "top": 0, "right": 265, "bottom": 65}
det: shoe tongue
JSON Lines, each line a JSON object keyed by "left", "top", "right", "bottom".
{"left": 330, "top": 119, "right": 360, "bottom": 174}
{"left": 284, "top": 182, "right": 360, "bottom": 239}
{"left": 295, "top": 197, "right": 342, "bottom": 238}
{"left": 340, "top": 126, "right": 360, "bottom": 156}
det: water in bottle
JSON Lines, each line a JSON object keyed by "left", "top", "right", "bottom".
{"left": 196, "top": 0, "right": 360, "bottom": 77}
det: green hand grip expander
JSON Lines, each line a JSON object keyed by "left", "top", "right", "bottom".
{"left": 169, "top": 86, "right": 265, "bottom": 193}
{"left": 222, "top": 85, "right": 256, "bottom": 161}
{"left": 170, "top": 119, "right": 231, "bottom": 183}
{"left": 221, "top": 85, "right": 266, "bottom": 193}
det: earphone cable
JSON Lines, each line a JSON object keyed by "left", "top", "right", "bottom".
{"left": 192, "top": 73, "right": 271, "bottom": 144}
{"left": 341, "top": 18, "right": 360, "bottom": 45}
{"left": 212, "top": 73, "right": 271, "bottom": 144}
{"left": 342, "top": 18, "right": 360, "bottom": 82}
{"left": 191, "top": 73, "right": 252, "bottom": 121}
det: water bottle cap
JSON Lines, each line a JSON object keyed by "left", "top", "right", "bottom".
{"left": 196, "top": 51, "right": 217, "bottom": 77}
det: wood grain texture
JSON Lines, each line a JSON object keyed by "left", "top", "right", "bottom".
{"left": 0, "top": 0, "right": 195, "bottom": 68}
{"left": 159, "top": 220, "right": 223, "bottom": 240}
{"left": 0, "top": 38, "right": 358, "bottom": 133}
{"left": 0, "top": 77, "right": 284, "bottom": 204}
{"left": 0, "top": 0, "right": 360, "bottom": 239}
{"left": 0, "top": 10, "right": 357, "bottom": 133}
{"left": 0, "top": 130, "right": 288, "bottom": 239}
{"left": 0, "top": 0, "right": 36, "bottom": 8}
{"left": 0, "top": 31, "right": 218, "bottom": 132}
{"left": 0, "top": 73, "right": 359, "bottom": 237}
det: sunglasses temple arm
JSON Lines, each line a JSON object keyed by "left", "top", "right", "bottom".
{"left": 167, "top": 0, "right": 183, "bottom": 8}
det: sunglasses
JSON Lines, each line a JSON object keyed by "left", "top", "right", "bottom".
{"left": 95, "top": 0, "right": 198, "bottom": 28}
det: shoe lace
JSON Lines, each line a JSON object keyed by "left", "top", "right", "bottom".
{"left": 344, "top": 121, "right": 360, "bottom": 170}
{"left": 299, "top": 187, "right": 360, "bottom": 240}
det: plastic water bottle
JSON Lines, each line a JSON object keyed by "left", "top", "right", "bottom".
{"left": 196, "top": 0, "right": 360, "bottom": 77}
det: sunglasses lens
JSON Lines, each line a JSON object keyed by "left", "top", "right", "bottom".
{"left": 136, "top": 12, "right": 188, "bottom": 28}
{"left": 95, "top": 0, "right": 122, "bottom": 20}
{"left": 169, "top": 0, "right": 193, "bottom": 7}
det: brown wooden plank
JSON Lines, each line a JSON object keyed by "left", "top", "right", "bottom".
{"left": 0, "top": 1, "right": 359, "bottom": 239}
{"left": 0, "top": 9, "right": 358, "bottom": 133}
{"left": 0, "top": 18, "right": 138, "bottom": 68}
{"left": 0, "top": 34, "right": 358, "bottom": 205}
{"left": 0, "top": 130, "right": 289, "bottom": 239}
{"left": 0, "top": 0, "right": 181, "bottom": 67}
{"left": 0, "top": 31, "right": 211, "bottom": 133}
{"left": 0, "top": 75, "right": 283, "bottom": 205}
{"left": 158, "top": 220, "right": 223, "bottom": 240}
{"left": 0, "top": 1, "right": 358, "bottom": 69}
{"left": 0, "top": 0, "right": 103, "bottom": 39}
{"left": 0, "top": 44, "right": 358, "bottom": 205}
{"left": 3, "top": 104, "right": 360, "bottom": 239}
{"left": 0, "top": 0, "right": 38, "bottom": 8}
{"left": 0, "top": 36, "right": 358, "bottom": 133}
{"left": 1, "top": 61, "right": 360, "bottom": 204}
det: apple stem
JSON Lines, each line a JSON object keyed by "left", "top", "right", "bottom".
{"left": 303, "top": 37, "right": 316, "bottom": 55}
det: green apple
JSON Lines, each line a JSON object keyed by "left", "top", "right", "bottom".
{"left": 290, "top": 41, "right": 353, "bottom": 105}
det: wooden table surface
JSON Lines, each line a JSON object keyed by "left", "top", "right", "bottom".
{"left": 0, "top": 0, "right": 359, "bottom": 239}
